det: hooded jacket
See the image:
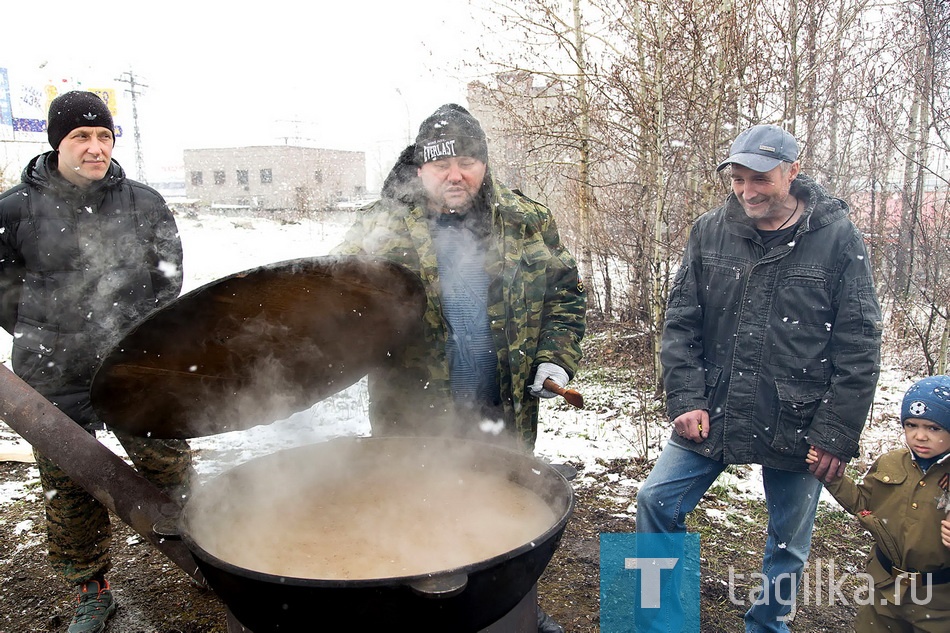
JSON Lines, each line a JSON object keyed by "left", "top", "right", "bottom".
{"left": 0, "top": 151, "right": 183, "bottom": 425}
{"left": 332, "top": 157, "right": 586, "bottom": 451}
{"left": 662, "top": 173, "right": 882, "bottom": 471}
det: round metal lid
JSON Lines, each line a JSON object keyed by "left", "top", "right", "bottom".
{"left": 90, "top": 256, "right": 425, "bottom": 438}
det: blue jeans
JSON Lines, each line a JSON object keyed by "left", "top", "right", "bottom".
{"left": 636, "top": 442, "right": 822, "bottom": 633}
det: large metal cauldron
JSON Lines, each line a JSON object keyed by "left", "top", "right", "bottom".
{"left": 174, "top": 436, "right": 574, "bottom": 633}
{"left": 81, "top": 256, "right": 572, "bottom": 630}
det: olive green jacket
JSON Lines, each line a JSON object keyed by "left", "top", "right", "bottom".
{"left": 332, "top": 180, "right": 586, "bottom": 450}
{"left": 824, "top": 449, "right": 950, "bottom": 599}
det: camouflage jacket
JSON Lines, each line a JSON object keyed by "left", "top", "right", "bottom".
{"left": 332, "top": 179, "right": 586, "bottom": 450}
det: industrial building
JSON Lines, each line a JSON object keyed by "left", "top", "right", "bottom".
{"left": 183, "top": 145, "right": 366, "bottom": 214}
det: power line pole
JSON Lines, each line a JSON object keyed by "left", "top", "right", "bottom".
{"left": 115, "top": 70, "right": 147, "bottom": 183}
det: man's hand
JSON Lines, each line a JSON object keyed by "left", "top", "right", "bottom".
{"left": 529, "top": 363, "right": 569, "bottom": 399}
{"left": 672, "top": 409, "right": 708, "bottom": 443}
{"left": 808, "top": 446, "right": 847, "bottom": 483}
{"left": 942, "top": 518, "right": 950, "bottom": 550}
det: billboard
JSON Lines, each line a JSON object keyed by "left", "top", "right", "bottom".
{"left": 0, "top": 66, "right": 122, "bottom": 143}
{"left": 0, "top": 68, "right": 11, "bottom": 141}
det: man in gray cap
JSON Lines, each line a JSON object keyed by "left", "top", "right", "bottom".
{"left": 0, "top": 90, "right": 193, "bottom": 633}
{"left": 635, "top": 124, "right": 883, "bottom": 631}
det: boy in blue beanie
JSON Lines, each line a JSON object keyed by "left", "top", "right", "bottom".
{"left": 808, "top": 375, "right": 950, "bottom": 631}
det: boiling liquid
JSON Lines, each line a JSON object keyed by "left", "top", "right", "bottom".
{"left": 192, "top": 467, "right": 557, "bottom": 580}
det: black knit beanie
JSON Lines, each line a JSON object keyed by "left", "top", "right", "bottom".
{"left": 413, "top": 104, "right": 488, "bottom": 165}
{"left": 47, "top": 91, "right": 115, "bottom": 150}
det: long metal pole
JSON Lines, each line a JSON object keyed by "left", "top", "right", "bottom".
{"left": 115, "top": 70, "right": 147, "bottom": 183}
{"left": 0, "top": 363, "right": 204, "bottom": 583}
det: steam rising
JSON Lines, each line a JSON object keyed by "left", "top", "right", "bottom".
{"left": 176, "top": 305, "right": 368, "bottom": 439}
{"left": 184, "top": 437, "right": 567, "bottom": 581}
{"left": 19, "top": 205, "right": 183, "bottom": 399}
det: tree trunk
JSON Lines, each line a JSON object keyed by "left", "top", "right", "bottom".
{"left": 573, "top": 0, "right": 595, "bottom": 301}
{"left": 649, "top": 8, "right": 669, "bottom": 389}
{"left": 895, "top": 46, "right": 927, "bottom": 301}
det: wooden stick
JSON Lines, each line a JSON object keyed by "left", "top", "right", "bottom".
{"left": 543, "top": 378, "right": 585, "bottom": 409}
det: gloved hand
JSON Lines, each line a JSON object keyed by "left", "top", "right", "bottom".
{"left": 529, "top": 363, "right": 569, "bottom": 399}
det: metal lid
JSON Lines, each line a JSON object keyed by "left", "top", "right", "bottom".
{"left": 90, "top": 256, "right": 426, "bottom": 438}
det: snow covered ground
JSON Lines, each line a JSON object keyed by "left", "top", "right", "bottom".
{"left": 0, "top": 210, "right": 918, "bottom": 511}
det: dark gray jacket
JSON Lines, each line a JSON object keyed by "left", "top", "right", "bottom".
{"left": 0, "top": 152, "right": 183, "bottom": 426}
{"left": 661, "top": 174, "right": 882, "bottom": 471}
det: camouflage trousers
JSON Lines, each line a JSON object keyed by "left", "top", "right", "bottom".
{"left": 33, "top": 430, "right": 194, "bottom": 585}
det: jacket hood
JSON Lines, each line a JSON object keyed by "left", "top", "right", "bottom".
{"left": 21, "top": 151, "right": 126, "bottom": 203}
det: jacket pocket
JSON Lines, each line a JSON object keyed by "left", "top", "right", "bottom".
{"left": 520, "top": 247, "right": 549, "bottom": 304}
{"left": 868, "top": 468, "right": 907, "bottom": 486}
{"left": 703, "top": 359, "right": 722, "bottom": 400}
{"left": 11, "top": 322, "right": 60, "bottom": 385}
{"left": 770, "top": 379, "right": 826, "bottom": 455}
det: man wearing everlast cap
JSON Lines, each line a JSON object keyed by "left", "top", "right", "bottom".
{"left": 333, "top": 103, "right": 585, "bottom": 633}
{"left": 636, "top": 124, "right": 883, "bottom": 631}
{"left": 334, "top": 104, "right": 585, "bottom": 451}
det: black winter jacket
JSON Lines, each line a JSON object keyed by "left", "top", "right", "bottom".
{"left": 0, "top": 152, "right": 183, "bottom": 426}
{"left": 661, "top": 174, "right": 882, "bottom": 471}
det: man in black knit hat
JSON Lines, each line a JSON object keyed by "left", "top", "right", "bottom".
{"left": 0, "top": 90, "right": 194, "bottom": 633}
{"left": 334, "top": 103, "right": 585, "bottom": 632}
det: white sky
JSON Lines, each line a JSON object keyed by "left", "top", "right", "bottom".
{"left": 0, "top": 0, "right": 495, "bottom": 188}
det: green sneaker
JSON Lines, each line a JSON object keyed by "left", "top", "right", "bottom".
{"left": 68, "top": 579, "right": 117, "bottom": 633}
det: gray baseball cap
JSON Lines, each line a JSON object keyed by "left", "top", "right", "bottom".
{"left": 716, "top": 124, "right": 799, "bottom": 172}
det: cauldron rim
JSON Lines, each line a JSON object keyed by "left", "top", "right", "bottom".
{"left": 178, "top": 435, "right": 574, "bottom": 588}
{"left": 180, "top": 501, "right": 571, "bottom": 589}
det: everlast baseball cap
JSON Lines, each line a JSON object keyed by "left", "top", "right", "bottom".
{"left": 716, "top": 124, "right": 799, "bottom": 173}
